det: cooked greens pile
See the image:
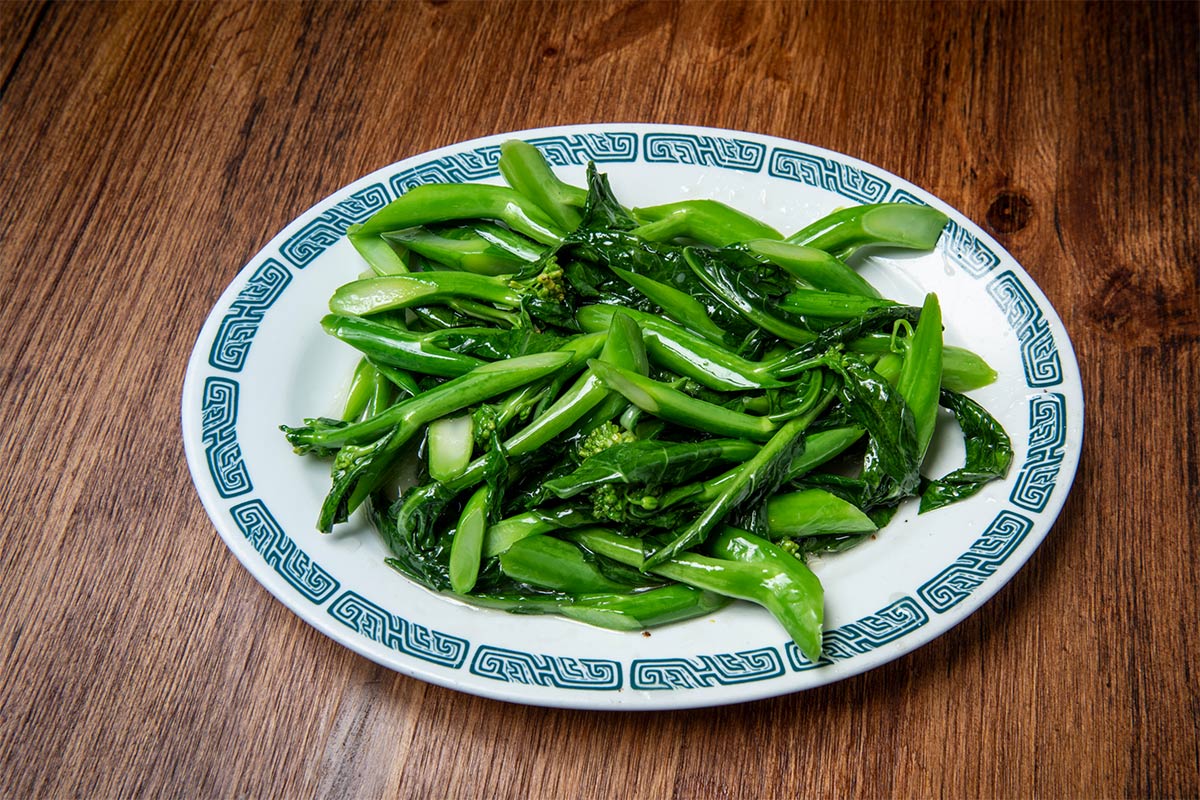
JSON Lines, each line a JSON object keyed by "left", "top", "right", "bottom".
{"left": 282, "top": 140, "right": 1012, "bottom": 662}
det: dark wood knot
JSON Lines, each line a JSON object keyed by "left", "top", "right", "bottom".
{"left": 986, "top": 191, "right": 1033, "bottom": 234}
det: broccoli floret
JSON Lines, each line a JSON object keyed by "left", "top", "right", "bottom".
{"left": 533, "top": 261, "right": 566, "bottom": 303}
{"left": 471, "top": 405, "right": 499, "bottom": 446}
{"left": 591, "top": 484, "right": 626, "bottom": 522}
{"left": 511, "top": 256, "right": 566, "bottom": 303}
{"left": 577, "top": 421, "right": 637, "bottom": 460}
{"left": 510, "top": 256, "right": 579, "bottom": 330}
{"left": 590, "top": 484, "right": 663, "bottom": 524}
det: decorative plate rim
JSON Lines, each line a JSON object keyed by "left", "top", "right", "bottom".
{"left": 181, "top": 123, "right": 1084, "bottom": 710}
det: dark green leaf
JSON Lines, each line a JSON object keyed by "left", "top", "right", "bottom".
{"left": 577, "top": 163, "right": 637, "bottom": 232}
{"left": 682, "top": 246, "right": 817, "bottom": 344}
{"left": 425, "top": 327, "right": 570, "bottom": 360}
{"left": 828, "top": 353, "right": 922, "bottom": 508}
{"left": 543, "top": 439, "right": 758, "bottom": 498}
{"left": 919, "top": 390, "right": 1013, "bottom": 512}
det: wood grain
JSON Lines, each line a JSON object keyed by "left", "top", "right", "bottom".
{"left": 0, "top": 1, "right": 1196, "bottom": 797}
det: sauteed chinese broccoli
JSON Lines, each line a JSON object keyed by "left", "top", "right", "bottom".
{"left": 282, "top": 140, "right": 1012, "bottom": 662}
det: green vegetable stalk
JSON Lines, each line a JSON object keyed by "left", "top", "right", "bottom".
{"left": 631, "top": 199, "right": 782, "bottom": 246}
{"left": 785, "top": 202, "right": 949, "bottom": 260}
{"left": 356, "top": 183, "right": 567, "bottom": 244}
{"left": 569, "top": 527, "right": 824, "bottom": 662}
{"left": 498, "top": 140, "right": 586, "bottom": 230}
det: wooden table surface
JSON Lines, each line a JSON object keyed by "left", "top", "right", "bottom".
{"left": 2, "top": 1, "right": 1196, "bottom": 797}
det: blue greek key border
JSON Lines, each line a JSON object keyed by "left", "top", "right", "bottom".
{"left": 390, "top": 146, "right": 503, "bottom": 194}
{"left": 917, "top": 510, "right": 1034, "bottom": 613}
{"left": 470, "top": 645, "right": 622, "bottom": 690}
{"left": 987, "top": 271, "right": 1064, "bottom": 387}
{"left": 280, "top": 184, "right": 391, "bottom": 269}
{"left": 229, "top": 499, "right": 340, "bottom": 604}
{"left": 943, "top": 219, "right": 1003, "bottom": 278}
{"left": 644, "top": 133, "right": 765, "bottom": 172}
{"left": 389, "top": 132, "right": 639, "bottom": 195}
{"left": 327, "top": 591, "right": 469, "bottom": 669}
{"left": 209, "top": 258, "right": 291, "bottom": 373}
{"left": 201, "top": 377, "right": 251, "bottom": 498}
{"left": 631, "top": 647, "right": 785, "bottom": 690}
{"left": 785, "top": 596, "right": 930, "bottom": 672}
{"left": 769, "top": 147, "right": 891, "bottom": 202}
{"left": 1011, "top": 394, "right": 1067, "bottom": 512}
{"left": 526, "top": 132, "right": 638, "bottom": 166}
{"left": 194, "top": 129, "right": 1075, "bottom": 694}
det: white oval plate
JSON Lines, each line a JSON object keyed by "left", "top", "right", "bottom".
{"left": 182, "top": 124, "right": 1083, "bottom": 710}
